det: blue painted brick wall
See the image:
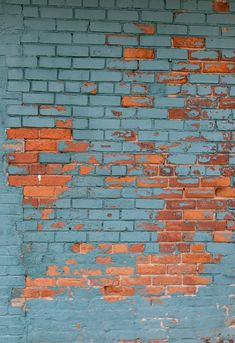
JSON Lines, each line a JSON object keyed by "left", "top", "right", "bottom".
{"left": 0, "top": 0, "right": 235, "bottom": 342}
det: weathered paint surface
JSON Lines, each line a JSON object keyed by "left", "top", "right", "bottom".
{"left": 0, "top": 0, "right": 235, "bottom": 342}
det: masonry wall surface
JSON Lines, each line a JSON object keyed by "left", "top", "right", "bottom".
{"left": 0, "top": 0, "right": 235, "bottom": 342}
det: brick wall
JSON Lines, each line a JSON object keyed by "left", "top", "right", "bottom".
{"left": 0, "top": 0, "right": 235, "bottom": 342}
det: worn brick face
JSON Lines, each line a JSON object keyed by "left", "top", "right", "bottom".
{"left": 0, "top": 1, "right": 235, "bottom": 342}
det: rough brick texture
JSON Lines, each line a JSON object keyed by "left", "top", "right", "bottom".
{"left": 0, "top": 0, "right": 235, "bottom": 342}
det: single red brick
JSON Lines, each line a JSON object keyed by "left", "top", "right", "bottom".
{"left": 151, "top": 255, "right": 180, "bottom": 264}
{"left": 157, "top": 72, "right": 188, "bottom": 84}
{"left": 197, "top": 221, "right": 227, "bottom": 231}
{"left": 197, "top": 199, "right": 226, "bottom": 209}
{"left": 137, "top": 264, "right": 166, "bottom": 275}
{"left": 112, "top": 244, "right": 128, "bottom": 254}
{"left": 57, "top": 278, "right": 86, "bottom": 287}
{"left": 159, "top": 243, "right": 176, "bottom": 253}
{"left": 61, "top": 141, "right": 89, "bottom": 152}
{"left": 8, "top": 175, "right": 39, "bottom": 186}
{"left": 39, "top": 128, "right": 72, "bottom": 139}
{"left": 153, "top": 275, "right": 182, "bottom": 285}
{"left": 184, "top": 210, "right": 214, "bottom": 220}
{"left": 124, "top": 47, "right": 155, "bottom": 60}
{"left": 184, "top": 188, "right": 215, "bottom": 198}
{"left": 167, "top": 264, "right": 197, "bottom": 275}
{"left": 182, "top": 253, "right": 212, "bottom": 263}
{"left": 129, "top": 244, "right": 145, "bottom": 253}
{"left": 167, "top": 286, "right": 196, "bottom": 295}
{"left": 122, "top": 96, "right": 154, "bottom": 108}
{"left": 103, "top": 286, "right": 135, "bottom": 297}
{"left": 219, "top": 98, "right": 235, "bottom": 108}
{"left": 25, "top": 140, "right": 58, "bottom": 152}
{"left": 40, "top": 175, "right": 72, "bottom": 186}
{"left": 106, "top": 267, "right": 134, "bottom": 275}
{"left": 166, "top": 200, "right": 196, "bottom": 210}
{"left": 121, "top": 276, "right": 151, "bottom": 286}
{"left": 168, "top": 108, "right": 201, "bottom": 120}
{"left": 172, "top": 36, "right": 205, "bottom": 49}
{"left": 158, "top": 232, "right": 182, "bottom": 242}
{"left": 215, "top": 187, "right": 235, "bottom": 197}
{"left": 7, "top": 128, "right": 39, "bottom": 139}
{"left": 201, "top": 176, "right": 230, "bottom": 187}
{"left": 8, "top": 152, "right": 38, "bottom": 164}
{"left": 213, "top": 0, "right": 229, "bottom": 12}
{"left": 203, "top": 62, "right": 235, "bottom": 73}
{"left": 165, "top": 221, "right": 196, "bottom": 231}
{"left": 183, "top": 275, "right": 211, "bottom": 285}
{"left": 24, "top": 186, "right": 58, "bottom": 197}
{"left": 156, "top": 210, "right": 182, "bottom": 220}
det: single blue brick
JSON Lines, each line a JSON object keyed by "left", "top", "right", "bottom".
{"left": 220, "top": 74, "right": 235, "bottom": 85}
{"left": 90, "top": 21, "right": 121, "bottom": 32}
{"left": 120, "top": 232, "right": 150, "bottom": 242}
{"left": 103, "top": 221, "right": 133, "bottom": 231}
{"left": 90, "top": 119, "right": 120, "bottom": 129}
{"left": 25, "top": 69, "right": 57, "bottom": 80}
{"left": 122, "top": 210, "right": 150, "bottom": 220}
{"left": 155, "top": 119, "right": 184, "bottom": 130}
{"left": 7, "top": 56, "right": 37, "bottom": 68}
{"left": 57, "top": 20, "right": 89, "bottom": 31}
{"left": 137, "top": 108, "right": 168, "bottom": 118}
{"left": 155, "top": 97, "right": 184, "bottom": 108}
{"left": 7, "top": 105, "right": 38, "bottom": 116}
{"left": 22, "top": 117, "right": 54, "bottom": 127}
{"left": 190, "top": 25, "right": 219, "bottom": 36}
{"left": 23, "top": 93, "right": 53, "bottom": 104}
{"left": 73, "top": 58, "right": 105, "bottom": 69}
{"left": 75, "top": 9, "right": 105, "bottom": 19}
{"left": 139, "top": 131, "right": 168, "bottom": 141}
{"left": 24, "top": 44, "right": 55, "bottom": 56}
{"left": 174, "top": 12, "right": 205, "bottom": 23}
{"left": 40, "top": 32, "right": 72, "bottom": 44}
{"left": 40, "top": 153, "right": 70, "bottom": 163}
{"left": 99, "top": 83, "right": 115, "bottom": 93}
{"left": 55, "top": 232, "right": 87, "bottom": 242}
{"left": 92, "top": 142, "right": 122, "bottom": 151}
{"left": 142, "top": 10, "right": 172, "bottom": 22}
{"left": 207, "top": 14, "right": 235, "bottom": 25}
{"left": 139, "top": 60, "right": 169, "bottom": 71}
{"left": 41, "top": 7, "right": 72, "bottom": 18}
{"left": 89, "top": 210, "right": 119, "bottom": 220}
{"left": 104, "top": 199, "right": 134, "bottom": 208}
{"left": 90, "top": 46, "right": 122, "bottom": 57}
{"left": 55, "top": 94, "right": 88, "bottom": 105}
{"left": 107, "top": 10, "right": 138, "bottom": 21}
{"left": 136, "top": 199, "right": 165, "bottom": 209}
{"left": 32, "top": 81, "right": 47, "bottom": 92}
{"left": 39, "top": 57, "right": 71, "bottom": 68}
{"left": 189, "top": 74, "right": 219, "bottom": 84}
{"left": 111, "top": 166, "right": 127, "bottom": 176}
{"left": 206, "top": 37, "right": 235, "bottom": 49}
{"left": 57, "top": 45, "right": 89, "bottom": 57}
{"left": 121, "top": 119, "right": 152, "bottom": 129}
{"left": 140, "top": 36, "right": 171, "bottom": 47}
{"left": 74, "top": 33, "right": 105, "bottom": 44}
{"left": 89, "top": 188, "right": 121, "bottom": 198}
{"left": 106, "top": 59, "right": 138, "bottom": 70}
{"left": 88, "top": 232, "right": 119, "bottom": 242}
{"left": 91, "top": 71, "right": 122, "bottom": 81}
{"left": 72, "top": 199, "right": 103, "bottom": 208}
{"left": 168, "top": 154, "right": 197, "bottom": 164}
